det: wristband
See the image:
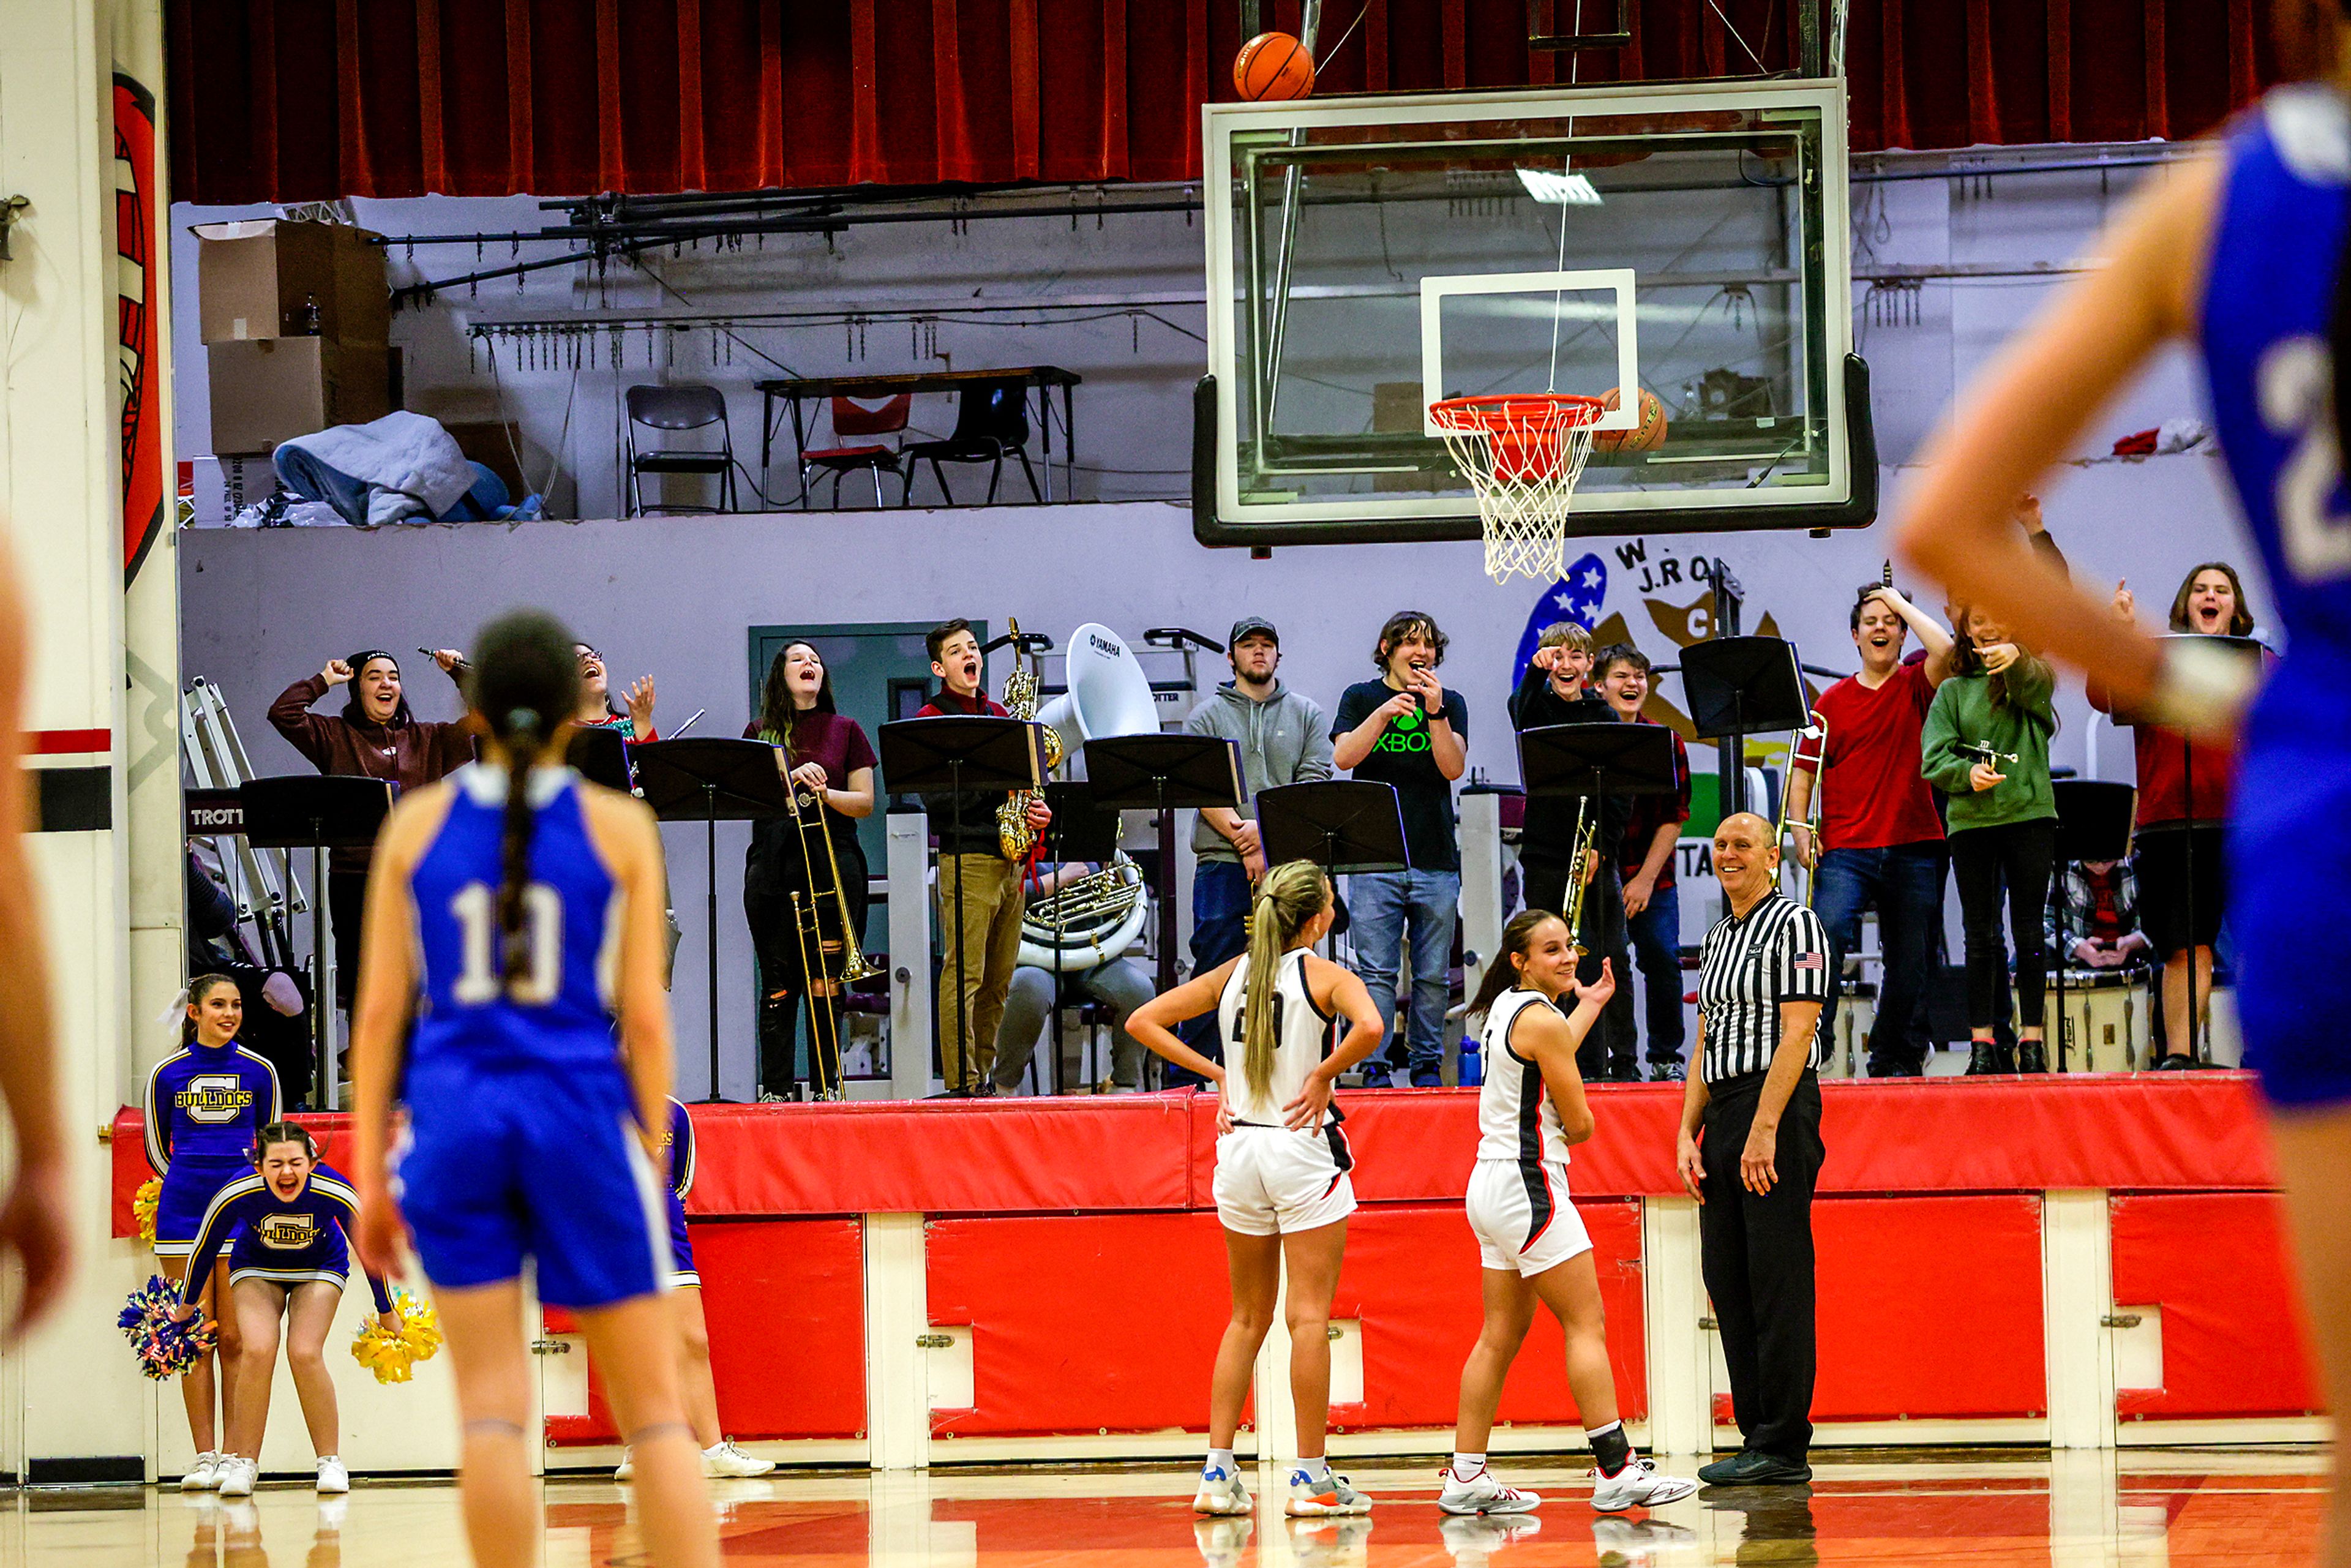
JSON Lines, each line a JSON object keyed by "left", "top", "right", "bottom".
{"left": 2146, "top": 638, "right": 2259, "bottom": 737}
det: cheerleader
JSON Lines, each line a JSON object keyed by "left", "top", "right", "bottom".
{"left": 145, "top": 973, "right": 280, "bottom": 1490}
{"left": 614, "top": 1097, "right": 773, "bottom": 1481}
{"left": 174, "top": 1123, "right": 397, "bottom": 1496}
{"left": 1442, "top": 912, "right": 1695, "bottom": 1516}
{"left": 1128, "top": 861, "right": 1387, "bottom": 1520}
{"left": 347, "top": 609, "right": 716, "bottom": 1568}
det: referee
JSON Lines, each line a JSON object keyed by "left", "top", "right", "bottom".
{"left": 1676, "top": 811, "right": 1829, "bottom": 1486}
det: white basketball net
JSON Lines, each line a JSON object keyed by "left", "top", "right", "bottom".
{"left": 1430, "top": 396, "right": 1605, "bottom": 586}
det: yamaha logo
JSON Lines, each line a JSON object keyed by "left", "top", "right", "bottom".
{"left": 1087, "top": 632, "right": 1120, "bottom": 656}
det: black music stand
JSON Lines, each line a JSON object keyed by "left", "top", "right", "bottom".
{"left": 241, "top": 775, "right": 396, "bottom": 1111}
{"left": 1033, "top": 781, "right": 1125, "bottom": 1093}
{"left": 629, "top": 739, "right": 797, "bottom": 1104}
{"left": 1681, "top": 636, "right": 1809, "bottom": 817}
{"left": 1257, "top": 781, "right": 1408, "bottom": 876}
{"left": 566, "top": 726, "right": 634, "bottom": 793}
{"left": 878, "top": 716, "right": 1048, "bottom": 1095}
{"left": 2050, "top": 778, "right": 2137, "bottom": 1071}
{"left": 1083, "top": 734, "right": 1244, "bottom": 992}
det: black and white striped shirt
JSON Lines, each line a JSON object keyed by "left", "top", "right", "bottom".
{"left": 1697, "top": 890, "right": 1830, "bottom": 1085}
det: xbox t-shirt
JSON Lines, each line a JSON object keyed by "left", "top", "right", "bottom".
{"left": 1332, "top": 679, "right": 1470, "bottom": 873}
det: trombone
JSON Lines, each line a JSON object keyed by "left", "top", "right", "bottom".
{"left": 782, "top": 770, "right": 876, "bottom": 1102}
{"left": 1560, "top": 795, "right": 1600, "bottom": 959}
{"left": 1775, "top": 710, "right": 1829, "bottom": 908}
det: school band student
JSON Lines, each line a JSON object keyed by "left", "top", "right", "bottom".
{"left": 1921, "top": 609, "right": 2061, "bottom": 1075}
{"left": 1507, "top": 622, "right": 1638, "bottom": 1081}
{"left": 1595, "top": 645, "right": 1693, "bottom": 1079}
{"left": 1783, "top": 585, "right": 1955, "bottom": 1078}
{"left": 1128, "top": 862, "right": 1385, "bottom": 1517}
{"left": 1444, "top": 915, "right": 1697, "bottom": 1516}
{"left": 1178, "top": 615, "right": 1335, "bottom": 1081}
{"left": 918, "top": 620, "right": 1050, "bottom": 1097}
{"left": 1333, "top": 612, "right": 1468, "bottom": 1087}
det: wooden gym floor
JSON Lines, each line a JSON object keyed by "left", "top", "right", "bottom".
{"left": 0, "top": 1449, "right": 2322, "bottom": 1566}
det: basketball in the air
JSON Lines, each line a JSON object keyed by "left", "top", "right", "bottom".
{"left": 1593, "top": 386, "right": 1668, "bottom": 452}
{"left": 1235, "top": 32, "right": 1315, "bottom": 100}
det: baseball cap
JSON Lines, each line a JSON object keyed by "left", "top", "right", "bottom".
{"left": 1228, "top": 615, "right": 1280, "bottom": 647}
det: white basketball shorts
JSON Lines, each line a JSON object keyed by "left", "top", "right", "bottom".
{"left": 1466, "top": 1157, "right": 1592, "bottom": 1276}
{"left": 1213, "top": 1123, "right": 1356, "bottom": 1236}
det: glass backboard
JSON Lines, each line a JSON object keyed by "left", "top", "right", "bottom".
{"left": 1197, "top": 80, "right": 1870, "bottom": 547}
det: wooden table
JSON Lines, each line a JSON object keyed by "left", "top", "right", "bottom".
{"left": 754, "top": 366, "right": 1082, "bottom": 507}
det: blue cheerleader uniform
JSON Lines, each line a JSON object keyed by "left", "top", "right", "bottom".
{"left": 184, "top": 1162, "right": 392, "bottom": 1312}
{"left": 393, "top": 765, "right": 673, "bottom": 1309}
{"left": 663, "top": 1097, "right": 697, "bottom": 1288}
{"left": 144, "top": 1039, "right": 280, "bottom": 1258}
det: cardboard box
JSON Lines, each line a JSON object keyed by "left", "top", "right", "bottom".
{"left": 440, "top": 419, "right": 530, "bottom": 500}
{"left": 186, "top": 454, "right": 276, "bottom": 526}
{"left": 192, "top": 220, "right": 390, "bottom": 345}
{"left": 206, "top": 338, "right": 391, "bottom": 455}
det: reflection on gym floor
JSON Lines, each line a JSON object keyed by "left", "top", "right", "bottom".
{"left": 2, "top": 1449, "right": 2321, "bottom": 1567}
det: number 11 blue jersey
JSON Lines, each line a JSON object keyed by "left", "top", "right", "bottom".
{"left": 408, "top": 763, "right": 623, "bottom": 1078}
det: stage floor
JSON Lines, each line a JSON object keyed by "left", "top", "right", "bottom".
{"left": 9, "top": 1449, "right": 2323, "bottom": 1566}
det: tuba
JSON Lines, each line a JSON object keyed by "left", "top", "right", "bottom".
{"left": 1017, "top": 623, "right": 1159, "bottom": 970}
{"left": 997, "top": 618, "right": 1065, "bottom": 860}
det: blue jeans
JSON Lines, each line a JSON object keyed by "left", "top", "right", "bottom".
{"left": 1347, "top": 869, "right": 1460, "bottom": 1083}
{"left": 1625, "top": 883, "right": 1685, "bottom": 1066}
{"left": 1814, "top": 842, "right": 1946, "bottom": 1075}
{"left": 1171, "top": 859, "right": 1253, "bottom": 1085}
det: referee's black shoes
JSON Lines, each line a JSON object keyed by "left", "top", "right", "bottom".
{"left": 1697, "top": 1452, "right": 1813, "bottom": 1485}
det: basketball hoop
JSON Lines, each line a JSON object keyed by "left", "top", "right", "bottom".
{"left": 1429, "top": 393, "right": 1609, "bottom": 585}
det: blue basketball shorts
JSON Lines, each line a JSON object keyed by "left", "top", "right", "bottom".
{"left": 396, "top": 1064, "right": 671, "bottom": 1311}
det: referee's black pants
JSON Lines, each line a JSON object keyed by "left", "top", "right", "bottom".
{"left": 1700, "top": 1069, "right": 1824, "bottom": 1464}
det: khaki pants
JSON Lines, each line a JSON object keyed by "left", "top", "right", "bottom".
{"left": 937, "top": 852, "right": 1026, "bottom": 1092}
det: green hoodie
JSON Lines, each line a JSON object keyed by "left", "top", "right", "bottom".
{"left": 1919, "top": 660, "right": 2057, "bottom": 833}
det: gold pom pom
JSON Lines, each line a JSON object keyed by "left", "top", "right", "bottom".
{"left": 133, "top": 1178, "right": 162, "bottom": 1247}
{"left": 350, "top": 1286, "right": 444, "bottom": 1386}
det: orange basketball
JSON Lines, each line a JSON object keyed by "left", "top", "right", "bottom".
{"left": 1234, "top": 31, "right": 1315, "bottom": 101}
{"left": 1592, "top": 386, "right": 1668, "bottom": 453}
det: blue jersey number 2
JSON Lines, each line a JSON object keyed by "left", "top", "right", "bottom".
{"left": 449, "top": 882, "right": 563, "bottom": 1005}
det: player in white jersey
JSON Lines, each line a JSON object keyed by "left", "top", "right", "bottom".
{"left": 1130, "top": 861, "right": 1385, "bottom": 1520}
{"left": 1442, "top": 910, "right": 1697, "bottom": 1517}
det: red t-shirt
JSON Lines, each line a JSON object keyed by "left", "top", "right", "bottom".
{"left": 1793, "top": 662, "right": 1945, "bottom": 851}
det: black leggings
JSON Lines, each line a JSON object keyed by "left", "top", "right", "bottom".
{"left": 1948, "top": 819, "right": 2057, "bottom": 1031}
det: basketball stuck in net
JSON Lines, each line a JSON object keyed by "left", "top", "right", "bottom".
{"left": 1428, "top": 394, "right": 1608, "bottom": 585}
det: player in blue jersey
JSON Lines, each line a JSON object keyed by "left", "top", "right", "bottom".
{"left": 613, "top": 1097, "right": 773, "bottom": 1483}
{"left": 347, "top": 610, "right": 715, "bottom": 1568}
{"left": 174, "top": 1122, "right": 397, "bottom": 1497}
{"left": 1897, "top": 57, "right": 2351, "bottom": 1564}
{"left": 144, "top": 972, "right": 280, "bottom": 1490}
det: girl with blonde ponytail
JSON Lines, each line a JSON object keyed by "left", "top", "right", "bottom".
{"left": 1129, "top": 860, "right": 1385, "bottom": 1521}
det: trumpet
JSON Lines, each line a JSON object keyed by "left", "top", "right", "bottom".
{"left": 781, "top": 768, "right": 876, "bottom": 1101}
{"left": 1559, "top": 795, "right": 1600, "bottom": 960}
{"left": 1776, "top": 709, "right": 1829, "bottom": 907}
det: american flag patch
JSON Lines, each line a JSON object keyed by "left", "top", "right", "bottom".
{"left": 1793, "top": 952, "right": 1824, "bottom": 971}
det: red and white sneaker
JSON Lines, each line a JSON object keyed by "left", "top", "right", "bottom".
{"left": 1589, "top": 1456, "right": 1698, "bottom": 1514}
{"left": 1438, "top": 1465, "right": 1542, "bottom": 1515}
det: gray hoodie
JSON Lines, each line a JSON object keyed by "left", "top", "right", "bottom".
{"left": 1185, "top": 679, "right": 1336, "bottom": 861}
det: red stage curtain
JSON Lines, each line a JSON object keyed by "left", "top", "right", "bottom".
{"left": 167, "top": 0, "right": 2282, "bottom": 205}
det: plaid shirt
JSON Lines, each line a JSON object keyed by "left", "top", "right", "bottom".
{"left": 2045, "top": 860, "right": 2141, "bottom": 953}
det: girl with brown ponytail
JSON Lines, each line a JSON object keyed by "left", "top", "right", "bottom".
{"left": 1128, "top": 859, "right": 1385, "bottom": 1520}
{"left": 344, "top": 609, "right": 716, "bottom": 1567}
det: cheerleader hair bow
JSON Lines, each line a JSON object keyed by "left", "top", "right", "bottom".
{"left": 118, "top": 1276, "right": 215, "bottom": 1380}
{"left": 351, "top": 1286, "right": 443, "bottom": 1385}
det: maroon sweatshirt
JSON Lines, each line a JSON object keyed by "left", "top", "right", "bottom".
{"left": 269, "top": 673, "right": 476, "bottom": 872}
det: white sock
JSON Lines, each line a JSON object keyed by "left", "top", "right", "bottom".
{"left": 1449, "top": 1452, "right": 1485, "bottom": 1483}
{"left": 1296, "top": 1455, "right": 1332, "bottom": 1484}
{"left": 1204, "top": 1447, "right": 1235, "bottom": 1477}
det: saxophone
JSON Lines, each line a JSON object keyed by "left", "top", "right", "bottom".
{"left": 997, "top": 618, "right": 1065, "bottom": 860}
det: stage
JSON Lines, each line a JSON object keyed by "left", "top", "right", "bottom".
{"left": 111, "top": 1075, "right": 2323, "bottom": 1470}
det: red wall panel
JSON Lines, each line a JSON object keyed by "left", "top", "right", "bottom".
{"left": 1810, "top": 1195, "right": 2047, "bottom": 1421}
{"left": 924, "top": 1213, "right": 1234, "bottom": 1439}
{"left": 547, "top": 1218, "right": 866, "bottom": 1445}
{"left": 2110, "top": 1193, "right": 2322, "bottom": 1420}
{"left": 1336, "top": 1201, "right": 1646, "bottom": 1433}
